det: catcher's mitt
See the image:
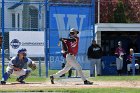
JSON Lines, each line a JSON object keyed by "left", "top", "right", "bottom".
{"left": 28, "top": 62, "right": 36, "bottom": 71}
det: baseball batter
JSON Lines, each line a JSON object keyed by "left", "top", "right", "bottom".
{"left": 50, "top": 28, "right": 93, "bottom": 85}
{"left": 115, "top": 41, "right": 125, "bottom": 75}
{"left": 0, "top": 48, "right": 36, "bottom": 85}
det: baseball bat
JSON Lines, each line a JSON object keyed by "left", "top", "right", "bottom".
{"left": 58, "top": 40, "right": 61, "bottom": 46}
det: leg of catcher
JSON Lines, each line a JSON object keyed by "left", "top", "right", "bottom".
{"left": 16, "top": 70, "right": 31, "bottom": 84}
{"left": 1, "top": 72, "right": 11, "bottom": 85}
{"left": 1, "top": 67, "right": 13, "bottom": 85}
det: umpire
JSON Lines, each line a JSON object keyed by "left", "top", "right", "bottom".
{"left": 87, "top": 40, "right": 102, "bottom": 77}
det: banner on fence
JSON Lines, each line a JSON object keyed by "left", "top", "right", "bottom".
{"left": 9, "top": 31, "right": 44, "bottom": 57}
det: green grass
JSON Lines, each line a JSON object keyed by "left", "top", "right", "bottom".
{"left": 90, "top": 75, "right": 140, "bottom": 81}
{"left": 0, "top": 88, "right": 140, "bottom": 93}
{"left": 1, "top": 67, "right": 140, "bottom": 82}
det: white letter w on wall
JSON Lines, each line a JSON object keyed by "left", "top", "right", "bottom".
{"left": 53, "top": 14, "right": 86, "bottom": 38}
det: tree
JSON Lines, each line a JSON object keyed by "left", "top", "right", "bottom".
{"left": 114, "top": 0, "right": 127, "bottom": 23}
{"left": 124, "top": 0, "right": 140, "bottom": 23}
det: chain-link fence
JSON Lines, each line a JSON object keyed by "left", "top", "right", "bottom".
{"left": 0, "top": 0, "right": 46, "bottom": 77}
{"left": 0, "top": 0, "right": 140, "bottom": 77}
{"left": 0, "top": 0, "right": 94, "bottom": 77}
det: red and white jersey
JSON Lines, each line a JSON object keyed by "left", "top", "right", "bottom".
{"left": 115, "top": 47, "right": 125, "bottom": 56}
{"left": 65, "top": 37, "right": 79, "bottom": 56}
{"left": 126, "top": 54, "right": 132, "bottom": 62}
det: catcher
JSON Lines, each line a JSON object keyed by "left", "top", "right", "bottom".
{"left": 0, "top": 48, "right": 36, "bottom": 85}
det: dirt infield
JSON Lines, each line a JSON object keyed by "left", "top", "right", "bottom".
{"left": 1, "top": 78, "right": 140, "bottom": 90}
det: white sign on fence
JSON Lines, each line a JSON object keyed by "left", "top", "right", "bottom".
{"left": 9, "top": 31, "right": 44, "bottom": 57}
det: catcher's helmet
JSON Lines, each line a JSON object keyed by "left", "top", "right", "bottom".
{"left": 70, "top": 28, "right": 79, "bottom": 34}
{"left": 18, "top": 48, "right": 27, "bottom": 54}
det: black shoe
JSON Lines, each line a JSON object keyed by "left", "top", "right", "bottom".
{"left": 97, "top": 74, "right": 101, "bottom": 76}
{"left": 50, "top": 75, "right": 54, "bottom": 84}
{"left": 128, "top": 71, "right": 131, "bottom": 75}
{"left": 68, "top": 75, "right": 71, "bottom": 78}
{"left": 60, "top": 74, "right": 65, "bottom": 77}
{"left": 90, "top": 74, "right": 93, "bottom": 77}
{"left": 84, "top": 80, "right": 93, "bottom": 85}
{"left": 0, "top": 81, "right": 6, "bottom": 85}
{"left": 16, "top": 78, "right": 25, "bottom": 84}
{"left": 19, "top": 81, "right": 25, "bottom": 84}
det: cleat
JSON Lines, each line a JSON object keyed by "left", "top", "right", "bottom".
{"left": 18, "top": 81, "right": 25, "bottom": 84}
{"left": 16, "top": 78, "right": 25, "bottom": 84}
{"left": 84, "top": 80, "right": 93, "bottom": 85}
{"left": 50, "top": 75, "right": 54, "bottom": 84}
{"left": 0, "top": 81, "right": 6, "bottom": 85}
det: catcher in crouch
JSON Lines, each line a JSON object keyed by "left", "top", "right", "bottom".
{"left": 0, "top": 48, "right": 36, "bottom": 85}
{"left": 50, "top": 28, "right": 93, "bottom": 85}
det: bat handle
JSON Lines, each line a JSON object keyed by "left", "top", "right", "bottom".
{"left": 58, "top": 41, "right": 61, "bottom": 46}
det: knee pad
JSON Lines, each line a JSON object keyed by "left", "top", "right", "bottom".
{"left": 7, "top": 68, "right": 13, "bottom": 74}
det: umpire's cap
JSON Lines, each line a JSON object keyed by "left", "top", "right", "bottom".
{"left": 70, "top": 28, "right": 79, "bottom": 34}
{"left": 18, "top": 48, "right": 27, "bottom": 54}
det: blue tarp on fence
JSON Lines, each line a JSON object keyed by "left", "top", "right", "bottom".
{"left": 49, "top": 5, "right": 93, "bottom": 70}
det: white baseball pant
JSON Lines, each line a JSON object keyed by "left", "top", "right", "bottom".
{"left": 53, "top": 54, "right": 86, "bottom": 81}
{"left": 127, "top": 63, "right": 139, "bottom": 71}
{"left": 6, "top": 66, "right": 27, "bottom": 77}
{"left": 116, "top": 58, "right": 123, "bottom": 70}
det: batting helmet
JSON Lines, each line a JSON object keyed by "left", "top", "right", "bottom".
{"left": 70, "top": 28, "right": 79, "bottom": 34}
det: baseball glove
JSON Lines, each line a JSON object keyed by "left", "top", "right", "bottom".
{"left": 28, "top": 62, "right": 36, "bottom": 71}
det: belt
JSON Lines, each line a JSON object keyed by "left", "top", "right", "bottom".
{"left": 68, "top": 53, "right": 74, "bottom": 55}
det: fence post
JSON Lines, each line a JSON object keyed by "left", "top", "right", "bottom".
{"left": 132, "top": 53, "right": 135, "bottom": 76}
{"left": 38, "top": 57, "right": 42, "bottom": 77}
{"left": 1, "top": 0, "right": 5, "bottom": 78}
{"left": 45, "top": 0, "right": 49, "bottom": 77}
